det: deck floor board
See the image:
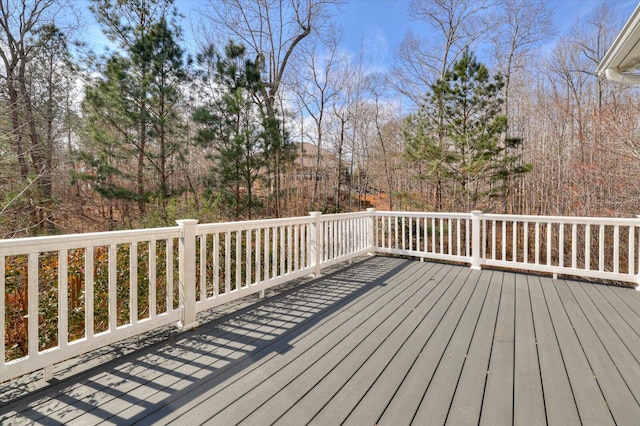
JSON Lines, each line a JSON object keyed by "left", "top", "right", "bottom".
{"left": 480, "top": 271, "right": 515, "bottom": 425}
{"left": 528, "top": 275, "right": 581, "bottom": 425}
{"left": 2, "top": 256, "right": 640, "bottom": 425}
{"left": 445, "top": 269, "right": 501, "bottom": 425}
{"left": 513, "top": 272, "right": 546, "bottom": 425}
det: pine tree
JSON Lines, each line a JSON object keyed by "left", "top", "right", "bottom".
{"left": 193, "top": 41, "right": 273, "bottom": 220}
{"left": 404, "top": 49, "right": 530, "bottom": 211}
{"left": 78, "top": 0, "right": 187, "bottom": 223}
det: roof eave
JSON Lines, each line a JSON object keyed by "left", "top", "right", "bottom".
{"left": 597, "top": 4, "right": 640, "bottom": 84}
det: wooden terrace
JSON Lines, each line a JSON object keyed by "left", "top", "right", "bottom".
{"left": 2, "top": 255, "right": 640, "bottom": 425}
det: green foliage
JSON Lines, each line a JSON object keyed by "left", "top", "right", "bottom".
{"left": 193, "top": 41, "right": 280, "bottom": 220}
{"left": 404, "top": 49, "right": 530, "bottom": 211}
{"left": 77, "top": 0, "right": 188, "bottom": 219}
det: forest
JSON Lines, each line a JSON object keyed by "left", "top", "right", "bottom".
{"left": 1, "top": 0, "right": 639, "bottom": 238}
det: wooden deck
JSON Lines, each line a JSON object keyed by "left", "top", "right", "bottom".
{"left": 2, "top": 256, "right": 640, "bottom": 425}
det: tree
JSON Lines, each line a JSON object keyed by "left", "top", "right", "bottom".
{"left": 80, "top": 0, "right": 187, "bottom": 223}
{"left": 193, "top": 41, "right": 273, "bottom": 220}
{"left": 291, "top": 33, "right": 344, "bottom": 209}
{"left": 489, "top": 0, "right": 555, "bottom": 212}
{"left": 0, "top": 0, "right": 77, "bottom": 234}
{"left": 405, "top": 50, "right": 529, "bottom": 211}
{"left": 201, "top": 0, "right": 340, "bottom": 215}
{"left": 391, "top": 0, "right": 494, "bottom": 107}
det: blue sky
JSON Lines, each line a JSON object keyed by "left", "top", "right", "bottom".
{"left": 332, "top": 0, "right": 640, "bottom": 71}
{"left": 82, "top": 0, "right": 639, "bottom": 70}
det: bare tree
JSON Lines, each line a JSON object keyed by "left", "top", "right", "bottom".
{"left": 291, "top": 32, "right": 344, "bottom": 209}
{"left": 391, "top": 0, "right": 494, "bottom": 107}
{"left": 0, "top": 0, "right": 77, "bottom": 234}
{"left": 489, "top": 0, "right": 555, "bottom": 212}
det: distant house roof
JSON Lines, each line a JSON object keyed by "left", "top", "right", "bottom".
{"left": 293, "top": 142, "right": 339, "bottom": 170}
{"left": 597, "top": 4, "right": 640, "bottom": 84}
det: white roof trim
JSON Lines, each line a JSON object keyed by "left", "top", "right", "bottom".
{"left": 597, "top": 4, "right": 640, "bottom": 84}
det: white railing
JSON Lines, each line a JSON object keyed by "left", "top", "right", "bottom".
{"left": 0, "top": 211, "right": 370, "bottom": 383}
{"left": 2, "top": 209, "right": 639, "bottom": 384}
{"left": 0, "top": 226, "right": 182, "bottom": 383}
{"left": 372, "top": 210, "right": 640, "bottom": 284}
{"left": 479, "top": 213, "right": 640, "bottom": 284}
{"left": 373, "top": 211, "right": 473, "bottom": 264}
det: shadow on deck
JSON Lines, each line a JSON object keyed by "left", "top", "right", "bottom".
{"left": 2, "top": 256, "right": 640, "bottom": 425}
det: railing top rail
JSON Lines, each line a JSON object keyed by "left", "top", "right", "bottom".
{"left": 482, "top": 213, "right": 639, "bottom": 225}
{"left": 319, "top": 211, "right": 372, "bottom": 220}
{"left": 373, "top": 211, "right": 472, "bottom": 219}
{"left": 0, "top": 226, "right": 181, "bottom": 255}
{"left": 196, "top": 215, "right": 314, "bottom": 234}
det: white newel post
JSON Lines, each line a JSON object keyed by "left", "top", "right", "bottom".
{"left": 471, "top": 211, "right": 482, "bottom": 270}
{"left": 309, "top": 212, "right": 322, "bottom": 277}
{"left": 367, "top": 208, "right": 376, "bottom": 255}
{"left": 176, "top": 219, "right": 199, "bottom": 330}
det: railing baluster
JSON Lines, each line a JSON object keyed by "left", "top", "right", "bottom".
{"left": 535, "top": 222, "right": 540, "bottom": 265}
{"left": 546, "top": 223, "right": 551, "bottom": 266}
{"left": 225, "top": 231, "right": 231, "bottom": 293}
{"left": 264, "top": 227, "right": 270, "bottom": 281}
{"left": 502, "top": 221, "right": 507, "bottom": 261}
{"left": 213, "top": 233, "right": 219, "bottom": 296}
{"left": 512, "top": 221, "right": 517, "bottom": 262}
{"left": 149, "top": 241, "right": 157, "bottom": 317}
{"left": 324, "top": 221, "right": 329, "bottom": 260}
{"left": 448, "top": 218, "right": 452, "bottom": 255}
{"left": 628, "top": 225, "right": 634, "bottom": 275}
{"left": 571, "top": 224, "right": 577, "bottom": 270}
{"left": 559, "top": 223, "right": 564, "bottom": 268}
{"left": 255, "top": 229, "right": 261, "bottom": 285}
{"left": 200, "top": 235, "right": 206, "bottom": 301}
{"left": 272, "top": 226, "right": 278, "bottom": 278}
{"left": 166, "top": 239, "right": 173, "bottom": 311}
{"left": 523, "top": 222, "right": 529, "bottom": 264}
{"left": 614, "top": 225, "right": 620, "bottom": 274}
{"left": 585, "top": 225, "right": 591, "bottom": 271}
{"left": 340, "top": 219, "right": 344, "bottom": 256}
{"left": 294, "top": 224, "right": 299, "bottom": 271}
{"left": 59, "top": 249, "right": 68, "bottom": 348}
{"left": 279, "top": 226, "right": 285, "bottom": 276}
{"left": 287, "top": 225, "right": 293, "bottom": 273}
{"left": 246, "top": 230, "right": 252, "bottom": 286}
{"left": 130, "top": 242, "right": 138, "bottom": 324}
{"left": 28, "top": 253, "right": 37, "bottom": 357}
{"left": 457, "top": 219, "right": 462, "bottom": 257}
{"left": 338, "top": 219, "right": 341, "bottom": 257}
{"left": 85, "top": 246, "right": 94, "bottom": 338}
{"left": 336, "top": 220, "right": 344, "bottom": 260}
{"left": 108, "top": 244, "right": 117, "bottom": 332}
{"left": 236, "top": 230, "right": 241, "bottom": 289}
{"left": 302, "top": 223, "right": 308, "bottom": 268}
